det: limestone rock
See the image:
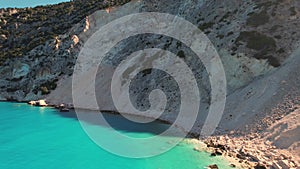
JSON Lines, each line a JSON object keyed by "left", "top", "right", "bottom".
{"left": 12, "top": 63, "right": 30, "bottom": 79}
{"left": 277, "top": 160, "right": 290, "bottom": 169}
{"left": 71, "top": 35, "right": 79, "bottom": 46}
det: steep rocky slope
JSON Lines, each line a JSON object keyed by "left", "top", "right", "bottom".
{"left": 0, "top": 0, "right": 131, "bottom": 64}
{"left": 202, "top": 47, "right": 300, "bottom": 168}
{"left": 45, "top": 0, "right": 300, "bottom": 137}
{"left": 0, "top": 0, "right": 131, "bottom": 101}
{"left": 1, "top": 0, "right": 299, "bottom": 101}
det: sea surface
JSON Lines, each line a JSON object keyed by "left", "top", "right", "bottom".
{"left": 0, "top": 102, "right": 234, "bottom": 169}
{"left": 0, "top": 0, "right": 70, "bottom": 8}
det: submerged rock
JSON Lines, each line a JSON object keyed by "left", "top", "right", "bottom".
{"left": 12, "top": 63, "right": 30, "bottom": 79}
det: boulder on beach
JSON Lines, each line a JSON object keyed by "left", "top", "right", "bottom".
{"left": 208, "top": 164, "right": 218, "bottom": 169}
{"left": 38, "top": 100, "right": 47, "bottom": 106}
{"left": 57, "top": 103, "right": 70, "bottom": 112}
{"left": 28, "top": 100, "right": 48, "bottom": 107}
{"left": 28, "top": 101, "right": 36, "bottom": 105}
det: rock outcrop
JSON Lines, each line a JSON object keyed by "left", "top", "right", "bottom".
{"left": 0, "top": 0, "right": 131, "bottom": 101}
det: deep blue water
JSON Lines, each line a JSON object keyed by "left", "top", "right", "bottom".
{"left": 0, "top": 102, "right": 234, "bottom": 169}
{"left": 0, "top": 0, "right": 70, "bottom": 8}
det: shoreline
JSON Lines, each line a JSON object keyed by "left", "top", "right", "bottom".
{"left": 6, "top": 101, "right": 300, "bottom": 168}
{"left": 11, "top": 101, "right": 244, "bottom": 168}
{"left": 3, "top": 100, "right": 299, "bottom": 169}
{"left": 42, "top": 103, "right": 300, "bottom": 169}
{"left": 1, "top": 100, "right": 241, "bottom": 168}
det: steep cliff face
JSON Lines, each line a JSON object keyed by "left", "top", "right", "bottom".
{"left": 0, "top": 0, "right": 131, "bottom": 64}
{"left": 44, "top": 0, "right": 300, "bottom": 130}
{"left": 0, "top": 0, "right": 131, "bottom": 101}
{"left": 0, "top": 19, "right": 83, "bottom": 101}
{"left": 0, "top": 0, "right": 299, "bottom": 102}
{"left": 0, "top": 0, "right": 300, "bottom": 133}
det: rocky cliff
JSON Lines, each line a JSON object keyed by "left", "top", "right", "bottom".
{"left": 0, "top": 0, "right": 131, "bottom": 101}
{"left": 0, "top": 0, "right": 299, "bottom": 101}
{"left": 43, "top": 0, "right": 300, "bottom": 136}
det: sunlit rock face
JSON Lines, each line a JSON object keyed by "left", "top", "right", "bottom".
{"left": 44, "top": 0, "right": 300, "bottom": 135}
{"left": 1, "top": 0, "right": 300, "bottom": 106}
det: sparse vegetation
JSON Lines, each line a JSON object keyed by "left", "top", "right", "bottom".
{"left": 177, "top": 50, "right": 185, "bottom": 58}
{"left": 227, "top": 31, "right": 234, "bottom": 36}
{"left": 270, "top": 25, "right": 281, "bottom": 32}
{"left": 237, "top": 31, "right": 279, "bottom": 67}
{"left": 198, "top": 22, "right": 214, "bottom": 31}
{"left": 246, "top": 10, "right": 269, "bottom": 27}
{"left": 274, "top": 35, "right": 282, "bottom": 39}
{"left": 216, "top": 34, "right": 224, "bottom": 39}
{"left": 40, "top": 79, "right": 58, "bottom": 95}
{"left": 219, "top": 12, "right": 231, "bottom": 23}
{"left": 253, "top": 1, "right": 273, "bottom": 10}
{"left": 277, "top": 48, "right": 285, "bottom": 54}
{"left": 40, "top": 86, "right": 50, "bottom": 95}
{"left": 0, "top": 0, "right": 131, "bottom": 65}
{"left": 236, "top": 31, "right": 276, "bottom": 51}
{"left": 289, "top": 7, "right": 297, "bottom": 16}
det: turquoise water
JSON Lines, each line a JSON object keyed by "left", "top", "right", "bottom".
{"left": 0, "top": 102, "right": 233, "bottom": 169}
{"left": 0, "top": 0, "right": 70, "bottom": 8}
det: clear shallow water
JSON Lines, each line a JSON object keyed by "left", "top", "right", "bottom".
{"left": 0, "top": 102, "right": 233, "bottom": 169}
{"left": 0, "top": 0, "right": 70, "bottom": 8}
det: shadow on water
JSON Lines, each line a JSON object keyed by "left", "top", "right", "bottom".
{"left": 52, "top": 108, "right": 183, "bottom": 137}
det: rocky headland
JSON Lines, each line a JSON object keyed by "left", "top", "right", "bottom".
{"left": 0, "top": 0, "right": 300, "bottom": 168}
